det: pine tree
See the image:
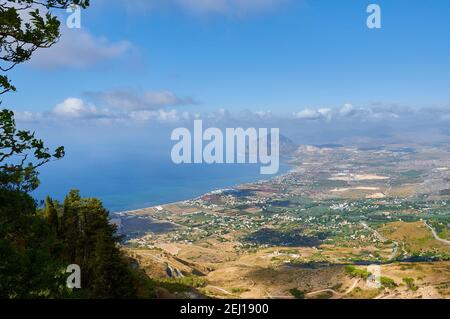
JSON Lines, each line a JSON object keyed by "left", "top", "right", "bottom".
{"left": 61, "top": 190, "right": 82, "bottom": 262}
{"left": 59, "top": 190, "right": 137, "bottom": 298}
{"left": 43, "top": 196, "right": 59, "bottom": 234}
{"left": 0, "top": 189, "right": 66, "bottom": 298}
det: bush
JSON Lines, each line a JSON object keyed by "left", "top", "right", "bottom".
{"left": 380, "top": 276, "right": 397, "bottom": 289}
{"left": 403, "top": 277, "right": 418, "bottom": 291}
{"left": 345, "top": 265, "right": 371, "bottom": 280}
{"left": 289, "top": 288, "right": 305, "bottom": 299}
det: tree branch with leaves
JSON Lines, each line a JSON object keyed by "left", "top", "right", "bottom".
{"left": 0, "top": 0, "right": 90, "bottom": 95}
{"left": 0, "top": 109, "right": 65, "bottom": 192}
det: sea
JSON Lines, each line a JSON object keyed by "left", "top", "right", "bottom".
{"left": 33, "top": 152, "right": 291, "bottom": 213}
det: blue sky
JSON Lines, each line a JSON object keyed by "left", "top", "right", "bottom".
{"left": 5, "top": 0, "right": 450, "bottom": 121}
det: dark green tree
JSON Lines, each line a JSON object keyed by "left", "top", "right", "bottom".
{"left": 0, "top": 0, "right": 145, "bottom": 299}
{"left": 0, "top": 189, "right": 67, "bottom": 298}
{"left": 43, "top": 196, "right": 59, "bottom": 233}
{"left": 60, "top": 190, "right": 137, "bottom": 298}
{"left": 1, "top": 0, "right": 94, "bottom": 299}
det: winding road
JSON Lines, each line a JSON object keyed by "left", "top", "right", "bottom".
{"left": 361, "top": 222, "right": 399, "bottom": 260}
{"left": 263, "top": 278, "right": 360, "bottom": 299}
{"left": 424, "top": 220, "right": 450, "bottom": 245}
{"left": 305, "top": 279, "right": 360, "bottom": 299}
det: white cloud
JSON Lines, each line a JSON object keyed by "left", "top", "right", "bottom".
{"left": 252, "top": 110, "right": 273, "bottom": 119}
{"left": 128, "top": 109, "right": 182, "bottom": 122}
{"left": 29, "top": 29, "right": 132, "bottom": 70}
{"left": 14, "top": 111, "right": 43, "bottom": 123}
{"left": 14, "top": 86, "right": 198, "bottom": 124}
{"left": 52, "top": 98, "right": 111, "bottom": 119}
{"left": 16, "top": 97, "right": 193, "bottom": 124}
{"left": 156, "top": 109, "right": 182, "bottom": 122}
{"left": 293, "top": 109, "right": 316, "bottom": 120}
{"left": 339, "top": 103, "right": 356, "bottom": 117}
{"left": 293, "top": 108, "right": 332, "bottom": 120}
{"left": 294, "top": 104, "right": 408, "bottom": 122}
{"left": 85, "top": 89, "right": 197, "bottom": 111}
{"left": 20, "top": 99, "right": 450, "bottom": 131}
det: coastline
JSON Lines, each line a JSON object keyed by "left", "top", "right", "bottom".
{"left": 113, "top": 161, "right": 296, "bottom": 215}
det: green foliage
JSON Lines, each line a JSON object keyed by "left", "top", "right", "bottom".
{"left": 0, "top": 0, "right": 89, "bottom": 94}
{"left": 0, "top": 187, "right": 141, "bottom": 298}
{"left": 54, "top": 190, "right": 137, "bottom": 298}
{"left": 289, "top": 288, "right": 305, "bottom": 299}
{"left": 331, "top": 283, "right": 343, "bottom": 291}
{"left": 345, "top": 265, "right": 371, "bottom": 280}
{"left": 160, "top": 275, "right": 208, "bottom": 293}
{"left": 380, "top": 276, "right": 397, "bottom": 289}
{"left": 0, "top": 189, "right": 67, "bottom": 298}
{"left": 129, "top": 270, "right": 209, "bottom": 298}
{"left": 231, "top": 287, "right": 250, "bottom": 294}
{"left": 310, "top": 291, "right": 334, "bottom": 299}
{"left": 0, "top": 0, "right": 145, "bottom": 300}
{"left": 402, "top": 277, "right": 418, "bottom": 291}
{"left": 129, "top": 270, "right": 158, "bottom": 299}
{"left": 43, "top": 196, "right": 58, "bottom": 233}
{"left": 0, "top": 109, "right": 65, "bottom": 192}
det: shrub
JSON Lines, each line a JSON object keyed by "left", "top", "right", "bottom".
{"left": 289, "top": 288, "right": 305, "bottom": 299}
{"left": 345, "top": 265, "right": 371, "bottom": 280}
{"left": 380, "top": 276, "right": 397, "bottom": 289}
{"left": 403, "top": 277, "right": 418, "bottom": 291}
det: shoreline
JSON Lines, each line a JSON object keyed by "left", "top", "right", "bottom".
{"left": 113, "top": 161, "right": 297, "bottom": 215}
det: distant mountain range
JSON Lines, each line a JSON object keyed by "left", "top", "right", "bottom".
{"left": 247, "top": 134, "right": 347, "bottom": 158}
{"left": 245, "top": 133, "right": 298, "bottom": 158}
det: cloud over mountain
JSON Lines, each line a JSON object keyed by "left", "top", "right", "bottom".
{"left": 293, "top": 104, "right": 414, "bottom": 122}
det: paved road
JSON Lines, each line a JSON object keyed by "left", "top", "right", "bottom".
{"left": 424, "top": 220, "right": 450, "bottom": 245}
{"left": 342, "top": 279, "right": 360, "bottom": 296}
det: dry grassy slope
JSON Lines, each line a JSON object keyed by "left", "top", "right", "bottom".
{"left": 375, "top": 262, "right": 450, "bottom": 299}
{"left": 175, "top": 241, "right": 240, "bottom": 266}
{"left": 128, "top": 249, "right": 209, "bottom": 279}
{"left": 379, "top": 221, "right": 450, "bottom": 254}
{"left": 127, "top": 244, "right": 450, "bottom": 299}
{"left": 125, "top": 221, "right": 450, "bottom": 299}
{"left": 205, "top": 262, "right": 350, "bottom": 299}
